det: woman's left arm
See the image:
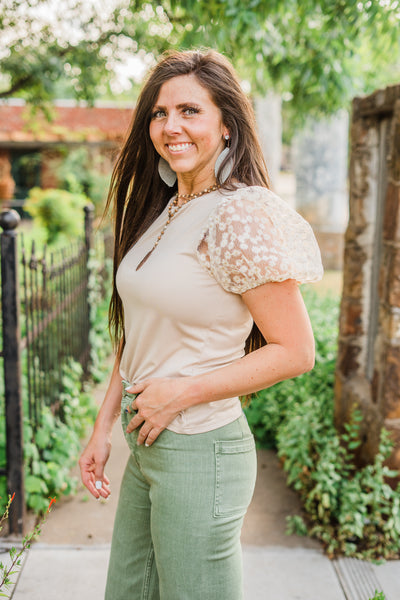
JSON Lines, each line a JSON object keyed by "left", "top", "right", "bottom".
{"left": 127, "top": 279, "right": 315, "bottom": 446}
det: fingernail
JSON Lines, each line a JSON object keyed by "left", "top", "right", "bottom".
{"left": 145, "top": 442, "right": 150, "bottom": 447}
{"left": 95, "top": 480, "right": 102, "bottom": 490}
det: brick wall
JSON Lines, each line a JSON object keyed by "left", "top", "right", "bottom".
{"left": 0, "top": 102, "right": 133, "bottom": 144}
{"left": 0, "top": 102, "right": 133, "bottom": 201}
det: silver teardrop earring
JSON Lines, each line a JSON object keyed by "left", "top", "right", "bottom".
{"left": 158, "top": 157, "right": 177, "bottom": 187}
{"left": 215, "top": 134, "right": 234, "bottom": 183}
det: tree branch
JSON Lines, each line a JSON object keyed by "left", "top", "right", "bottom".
{"left": 0, "top": 75, "right": 35, "bottom": 99}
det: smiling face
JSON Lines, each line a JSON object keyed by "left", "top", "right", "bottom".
{"left": 149, "top": 74, "right": 228, "bottom": 191}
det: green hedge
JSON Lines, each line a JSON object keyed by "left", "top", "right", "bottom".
{"left": 245, "top": 287, "right": 400, "bottom": 560}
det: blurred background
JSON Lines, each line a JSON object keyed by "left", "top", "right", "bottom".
{"left": 1, "top": 0, "right": 399, "bottom": 267}
{"left": 1, "top": 1, "right": 400, "bottom": 566}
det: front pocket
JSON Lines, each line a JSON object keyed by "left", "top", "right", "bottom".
{"left": 213, "top": 436, "right": 256, "bottom": 518}
{"left": 121, "top": 389, "right": 138, "bottom": 451}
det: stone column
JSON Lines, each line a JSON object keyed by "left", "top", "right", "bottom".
{"left": 377, "top": 97, "right": 400, "bottom": 470}
{"left": 335, "top": 85, "right": 400, "bottom": 470}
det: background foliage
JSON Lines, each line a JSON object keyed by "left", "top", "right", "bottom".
{"left": 245, "top": 287, "right": 400, "bottom": 560}
{"left": 24, "top": 187, "right": 88, "bottom": 244}
{"left": 0, "top": 1, "right": 399, "bottom": 124}
{"left": 56, "top": 147, "right": 111, "bottom": 217}
{"left": 0, "top": 226, "right": 112, "bottom": 514}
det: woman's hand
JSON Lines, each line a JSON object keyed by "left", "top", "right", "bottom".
{"left": 125, "top": 378, "right": 194, "bottom": 446}
{"left": 79, "top": 433, "right": 112, "bottom": 499}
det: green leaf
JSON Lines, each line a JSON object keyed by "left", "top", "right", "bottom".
{"left": 34, "top": 428, "right": 51, "bottom": 450}
{"left": 24, "top": 475, "right": 48, "bottom": 495}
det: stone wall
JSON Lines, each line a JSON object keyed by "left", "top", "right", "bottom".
{"left": 335, "top": 84, "right": 400, "bottom": 470}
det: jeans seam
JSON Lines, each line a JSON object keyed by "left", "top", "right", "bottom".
{"left": 142, "top": 543, "right": 155, "bottom": 600}
{"left": 214, "top": 444, "right": 221, "bottom": 518}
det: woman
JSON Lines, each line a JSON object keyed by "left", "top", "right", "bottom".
{"left": 79, "top": 49, "right": 323, "bottom": 600}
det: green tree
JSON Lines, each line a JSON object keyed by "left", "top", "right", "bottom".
{"left": 1, "top": 1, "right": 399, "bottom": 121}
{"left": 0, "top": 0, "right": 168, "bottom": 105}
{"left": 134, "top": 0, "right": 400, "bottom": 118}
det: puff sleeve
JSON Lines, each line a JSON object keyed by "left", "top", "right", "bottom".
{"left": 196, "top": 186, "right": 324, "bottom": 294}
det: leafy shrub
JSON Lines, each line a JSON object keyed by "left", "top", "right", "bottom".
{"left": 23, "top": 359, "right": 98, "bottom": 513}
{"left": 87, "top": 252, "right": 113, "bottom": 382}
{"left": 245, "top": 287, "right": 338, "bottom": 449}
{"left": 245, "top": 286, "right": 400, "bottom": 560}
{"left": 21, "top": 268, "right": 112, "bottom": 514}
{"left": 56, "top": 147, "right": 110, "bottom": 217}
{"left": 0, "top": 494, "right": 56, "bottom": 597}
{"left": 0, "top": 251, "right": 111, "bottom": 514}
{"left": 24, "top": 187, "right": 89, "bottom": 244}
{"left": 281, "top": 399, "right": 400, "bottom": 559}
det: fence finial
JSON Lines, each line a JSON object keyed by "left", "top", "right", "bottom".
{"left": 0, "top": 209, "right": 20, "bottom": 231}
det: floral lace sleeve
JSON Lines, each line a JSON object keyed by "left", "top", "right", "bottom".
{"left": 197, "top": 186, "right": 324, "bottom": 294}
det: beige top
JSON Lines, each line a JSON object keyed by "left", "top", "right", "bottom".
{"left": 116, "top": 185, "right": 323, "bottom": 434}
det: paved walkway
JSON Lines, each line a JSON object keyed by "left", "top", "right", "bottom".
{"left": 2, "top": 376, "right": 400, "bottom": 599}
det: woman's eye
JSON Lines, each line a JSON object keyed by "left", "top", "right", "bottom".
{"left": 151, "top": 110, "right": 166, "bottom": 119}
{"left": 183, "top": 107, "right": 199, "bottom": 116}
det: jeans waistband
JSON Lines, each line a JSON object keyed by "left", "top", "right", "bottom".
{"left": 121, "top": 379, "right": 137, "bottom": 406}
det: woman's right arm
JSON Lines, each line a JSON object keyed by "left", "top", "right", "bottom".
{"left": 79, "top": 354, "right": 123, "bottom": 499}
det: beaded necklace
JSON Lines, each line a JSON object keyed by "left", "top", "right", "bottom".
{"left": 136, "top": 183, "right": 219, "bottom": 270}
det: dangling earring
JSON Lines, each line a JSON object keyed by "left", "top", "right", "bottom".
{"left": 158, "top": 157, "right": 177, "bottom": 187}
{"left": 214, "top": 134, "right": 233, "bottom": 183}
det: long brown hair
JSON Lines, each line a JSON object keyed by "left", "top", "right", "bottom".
{"left": 106, "top": 49, "right": 270, "bottom": 356}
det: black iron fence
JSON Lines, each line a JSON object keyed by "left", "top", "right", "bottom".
{"left": 0, "top": 205, "right": 95, "bottom": 533}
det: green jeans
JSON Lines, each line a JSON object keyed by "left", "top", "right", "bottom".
{"left": 105, "top": 386, "right": 257, "bottom": 600}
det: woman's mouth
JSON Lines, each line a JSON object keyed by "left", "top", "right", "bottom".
{"left": 167, "top": 143, "right": 194, "bottom": 153}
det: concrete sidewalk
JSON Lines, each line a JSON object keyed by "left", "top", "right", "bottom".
{"left": 5, "top": 541, "right": 400, "bottom": 600}
{"left": 4, "top": 376, "right": 400, "bottom": 600}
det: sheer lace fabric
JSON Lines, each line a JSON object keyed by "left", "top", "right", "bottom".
{"left": 197, "top": 186, "right": 323, "bottom": 294}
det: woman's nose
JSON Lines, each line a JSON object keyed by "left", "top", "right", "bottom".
{"left": 164, "top": 113, "right": 182, "bottom": 134}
